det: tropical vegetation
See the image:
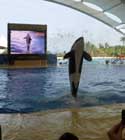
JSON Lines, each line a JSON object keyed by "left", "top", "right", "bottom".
{"left": 57, "top": 36, "right": 125, "bottom": 57}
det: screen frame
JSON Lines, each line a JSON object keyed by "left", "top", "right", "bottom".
{"left": 8, "top": 23, "right": 47, "bottom": 61}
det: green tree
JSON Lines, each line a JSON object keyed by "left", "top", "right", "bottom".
{"left": 104, "top": 42, "right": 110, "bottom": 48}
{"left": 120, "top": 36, "right": 125, "bottom": 46}
{"left": 120, "top": 36, "right": 125, "bottom": 54}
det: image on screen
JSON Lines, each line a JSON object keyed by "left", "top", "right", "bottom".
{"left": 10, "top": 30, "right": 46, "bottom": 54}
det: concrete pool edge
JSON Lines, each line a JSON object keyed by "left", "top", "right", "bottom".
{"left": 0, "top": 103, "right": 124, "bottom": 140}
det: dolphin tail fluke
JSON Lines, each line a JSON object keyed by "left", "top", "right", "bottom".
{"left": 83, "top": 51, "right": 92, "bottom": 61}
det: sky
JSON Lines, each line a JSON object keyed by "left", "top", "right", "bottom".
{"left": 0, "top": 0, "right": 123, "bottom": 53}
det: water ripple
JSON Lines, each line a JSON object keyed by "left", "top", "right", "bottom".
{"left": 0, "top": 64, "right": 125, "bottom": 113}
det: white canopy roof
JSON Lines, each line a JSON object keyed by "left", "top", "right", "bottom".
{"left": 45, "top": 0, "right": 125, "bottom": 35}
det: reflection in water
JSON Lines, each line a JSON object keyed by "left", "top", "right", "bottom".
{"left": 0, "top": 70, "right": 9, "bottom": 109}
{"left": 71, "top": 109, "right": 81, "bottom": 131}
{"left": 0, "top": 64, "right": 125, "bottom": 113}
{"left": 5, "top": 68, "right": 51, "bottom": 113}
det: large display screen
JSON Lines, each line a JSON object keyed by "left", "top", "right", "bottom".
{"left": 8, "top": 24, "right": 47, "bottom": 56}
{"left": 10, "top": 30, "right": 45, "bottom": 54}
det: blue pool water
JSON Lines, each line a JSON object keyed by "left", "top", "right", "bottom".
{"left": 0, "top": 63, "right": 125, "bottom": 113}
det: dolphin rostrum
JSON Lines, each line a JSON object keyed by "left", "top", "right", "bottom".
{"left": 64, "top": 37, "right": 92, "bottom": 98}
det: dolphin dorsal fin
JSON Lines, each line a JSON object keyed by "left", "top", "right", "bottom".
{"left": 83, "top": 51, "right": 92, "bottom": 61}
{"left": 64, "top": 51, "right": 73, "bottom": 59}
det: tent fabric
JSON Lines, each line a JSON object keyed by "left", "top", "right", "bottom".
{"left": 45, "top": 0, "right": 125, "bottom": 35}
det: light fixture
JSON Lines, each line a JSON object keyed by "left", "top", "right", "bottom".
{"left": 116, "top": 24, "right": 125, "bottom": 29}
{"left": 83, "top": 2, "right": 103, "bottom": 12}
{"left": 104, "top": 12, "right": 122, "bottom": 23}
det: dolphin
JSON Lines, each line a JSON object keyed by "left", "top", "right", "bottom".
{"left": 64, "top": 37, "right": 92, "bottom": 98}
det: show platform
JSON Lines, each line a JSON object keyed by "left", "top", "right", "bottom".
{"left": 0, "top": 61, "right": 48, "bottom": 69}
{"left": 0, "top": 103, "right": 123, "bottom": 140}
{"left": 0, "top": 54, "right": 57, "bottom": 68}
{"left": 0, "top": 60, "right": 48, "bottom": 69}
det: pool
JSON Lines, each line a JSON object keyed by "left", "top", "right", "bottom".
{"left": 0, "top": 63, "right": 125, "bottom": 113}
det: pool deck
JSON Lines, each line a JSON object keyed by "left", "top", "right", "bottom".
{"left": 0, "top": 103, "right": 124, "bottom": 140}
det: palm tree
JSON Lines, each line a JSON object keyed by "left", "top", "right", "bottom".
{"left": 120, "top": 36, "right": 125, "bottom": 54}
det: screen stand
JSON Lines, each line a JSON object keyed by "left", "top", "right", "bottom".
{"left": 10, "top": 59, "right": 48, "bottom": 68}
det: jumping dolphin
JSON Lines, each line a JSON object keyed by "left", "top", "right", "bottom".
{"left": 64, "top": 37, "right": 92, "bottom": 98}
